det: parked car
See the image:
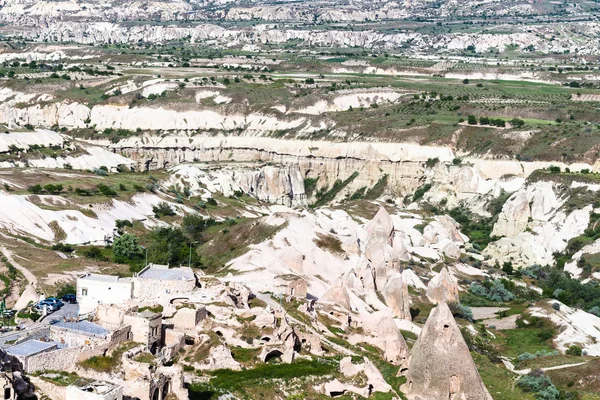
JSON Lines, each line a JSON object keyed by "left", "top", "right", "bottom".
{"left": 43, "top": 297, "right": 64, "bottom": 308}
{"left": 37, "top": 301, "right": 59, "bottom": 312}
{"left": 34, "top": 303, "right": 53, "bottom": 314}
{"left": 61, "top": 294, "right": 77, "bottom": 304}
{"left": 2, "top": 309, "right": 15, "bottom": 318}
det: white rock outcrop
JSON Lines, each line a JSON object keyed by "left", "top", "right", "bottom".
{"left": 426, "top": 267, "right": 460, "bottom": 304}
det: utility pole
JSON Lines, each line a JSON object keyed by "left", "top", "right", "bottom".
{"left": 141, "top": 246, "right": 148, "bottom": 267}
{"left": 189, "top": 241, "right": 198, "bottom": 268}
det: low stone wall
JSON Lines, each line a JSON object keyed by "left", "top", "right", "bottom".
{"left": 27, "top": 346, "right": 81, "bottom": 374}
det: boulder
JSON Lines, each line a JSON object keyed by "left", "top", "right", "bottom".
{"left": 400, "top": 302, "right": 492, "bottom": 400}
{"left": 361, "top": 311, "right": 409, "bottom": 365}
{"left": 426, "top": 267, "right": 459, "bottom": 304}
{"left": 364, "top": 206, "right": 394, "bottom": 245}
{"left": 318, "top": 281, "right": 352, "bottom": 310}
{"left": 381, "top": 273, "right": 411, "bottom": 320}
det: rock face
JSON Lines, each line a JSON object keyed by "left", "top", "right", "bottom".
{"left": 167, "top": 163, "right": 307, "bottom": 207}
{"left": 426, "top": 267, "right": 459, "bottom": 304}
{"left": 382, "top": 272, "right": 411, "bottom": 320}
{"left": 484, "top": 182, "right": 592, "bottom": 267}
{"left": 400, "top": 302, "right": 492, "bottom": 400}
{"left": 491, "top": 191, "right": 531, "bottom": 238}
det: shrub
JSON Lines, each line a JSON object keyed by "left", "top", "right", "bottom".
{"left": 28, "top": 184, "right": 43, "bottom": 194}
{"left": 425, "top": 158, "right": 439, "bottom": 168}
{"left": 51, "top": 243, "right": 74, "bottom": 253}
{"left": 115, "top": 219, "right": 133, "bottom": 230}
{"left": 565, "top": 345, "right": 582, "bottom": 356}
{"left": 153, "top": 202, "right": 175, "bottom": 218}
{"left": 97, "top": 184, "right": 117, "bottom": 196}
{"left": 83, "top": 246, "right": 108, "bottom": 261}
{"left": 547, "top": 165, "right": 561, "bottom": 174}
{"left": 589, "top": 306, "right": 600, "bottom": 316}
{"left": 412, "top": 183, "right": 432, "bottom": 202}
{"left": 469, "top": 279, "right": 514, "bottom": 302}
{"left": 517, "top": 370, "right": 556, "bottom": 394}
{"left": 469, "top": 282, "right": 489, "bottom": 297}
{"left": 502, "top": 261, "right": 513, "bottom": 275}
{"left": 181, "top": 214, "right": 215, "bottom": 242}
{"left": 552, "top": 302, "right": 560, "bottom": 311}
{"left": 448, "top": 301, "right": 473, "bottom": 321}
{"left": 487, "top": 279, "right": 515, "bottom": 302}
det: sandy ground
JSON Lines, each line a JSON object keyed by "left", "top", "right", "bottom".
{"left": 471, "top": 307, "right": 509, "bottom": 320}
{"left": 482, "top": 314, "right": 518, "bottom": 330}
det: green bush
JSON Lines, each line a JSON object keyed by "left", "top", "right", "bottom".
{"left": 565, "top": 345, "right": 582, "bottom": 356}
{"left": 113, "top": 234, "right": 143, "bottom": 263}
{"left": 97, "top": 184, "right": 117, "bottom": 196}
{"left": 153, "top": 202, "right": 176, "bottom": 218}
{"left": 517, "top": 370, "right": 559, "bottom": 400}
{"left": 412, "top": 183, "right": 432, "bottom": 202}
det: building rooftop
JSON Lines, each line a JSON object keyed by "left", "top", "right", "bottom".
{"left": 78, "top": 273, "right": 131, "bottom": 283}
{"left": 51, "top": 320, "right": 108, "bottom": 338}
{"left": 5, "top": 340, "right": 57, "bottom": 357}
{"left": 136, "top": 264, "right": 195, "bottom": 281}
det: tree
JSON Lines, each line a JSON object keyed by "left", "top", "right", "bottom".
{"left": 44, "top": 184, "right": 63, "bottom": 194}
{"left": 502, "top": 261, "right": 514, "bottom": 275}
{"left": 511, "top": 118, "right": 525, "bottom": 128}
{"left": 147, "top": 227, "right": 199, "bottom": 267}
{"left": 28, "top": 184, "right": 43, "bottom": 194}
{"left": 467, "top": 115, "right": 478, "bottom": 125}
{"left": 113, "top": 234, "right": 143, "bottom": 263}
{"left": 182, "top": 214, "right": 215, "bottom": 242}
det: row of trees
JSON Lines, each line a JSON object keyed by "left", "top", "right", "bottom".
{"left": 467, "top": 115, "right": 525, "bottom": 128}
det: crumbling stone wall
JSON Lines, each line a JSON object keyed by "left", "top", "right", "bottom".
{"left": 132, "top": 278, "right": 196, "bottom": 301}
{"left": 170, "top": 307, "right": 205, "bottom": 331}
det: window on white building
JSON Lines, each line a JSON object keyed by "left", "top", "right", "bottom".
{"left": 81, "top": 288, "right": 88, "bottom": 296}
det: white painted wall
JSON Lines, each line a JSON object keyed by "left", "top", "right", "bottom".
{"left": 76, "top": 275, "right": 133, "bottom": 315}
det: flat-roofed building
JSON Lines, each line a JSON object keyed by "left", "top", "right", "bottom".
{"left": 76, "top": 274, "right": 133, "bottom": 315}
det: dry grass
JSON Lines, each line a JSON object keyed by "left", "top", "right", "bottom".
{"left": 313, "top": 233, "right": 344, "bottom": 256}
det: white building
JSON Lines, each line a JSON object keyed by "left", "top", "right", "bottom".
{"left": 76, "top": 274, "right": 133, "bottom": 315}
